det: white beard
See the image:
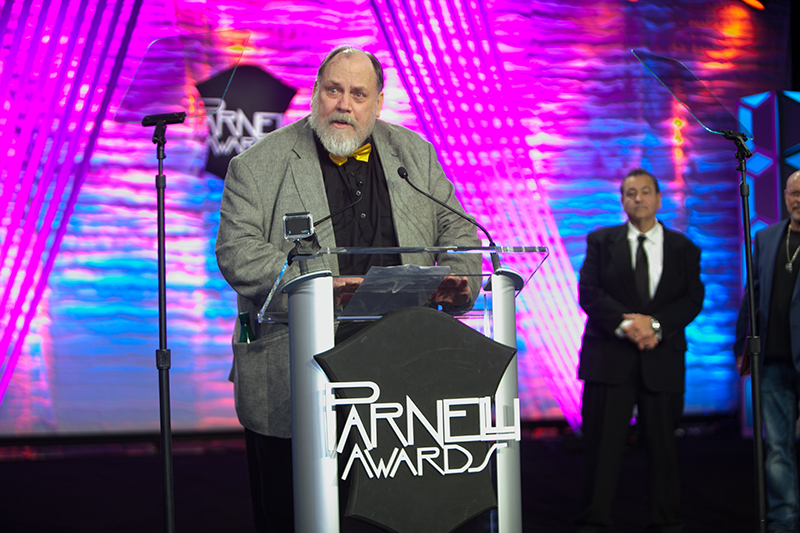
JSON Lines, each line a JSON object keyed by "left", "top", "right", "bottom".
{"left": 310, "top": 94, "right": 377, "bottom": 157}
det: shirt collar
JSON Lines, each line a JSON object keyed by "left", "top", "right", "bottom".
{"left": 627, "top": 220, "right": 663, "bottom": 243}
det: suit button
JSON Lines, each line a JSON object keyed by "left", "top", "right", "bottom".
{"left": 360, "top": 213, "right": 366, "bottom": 219}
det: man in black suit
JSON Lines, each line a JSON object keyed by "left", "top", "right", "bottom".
{"left": 575, "top": 169, "right": 705, "bottom": 533}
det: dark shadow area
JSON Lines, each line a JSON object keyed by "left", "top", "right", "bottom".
{"left": 0, "top": 417, "right": 763, "bottom": 532}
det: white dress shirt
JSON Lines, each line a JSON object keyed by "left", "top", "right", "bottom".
{"left": 615, "top": 221, "right": 664, "bottom": 337}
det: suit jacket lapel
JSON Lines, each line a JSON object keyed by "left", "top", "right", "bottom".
{"left": 371, "top": 121, "right": 426, "bottom": 248}
{"left": 610, "top": 225, "right": 640, "bottom": 307}
{"left": 763, "top": 221, "right": 786, "bottom": 305}
{"left": 287, "top": 120, "right": 337, "bottom": 272}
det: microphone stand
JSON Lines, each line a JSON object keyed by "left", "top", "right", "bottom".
{"left": 723, "top": 129, "right": 766, "bottom": 533}
{"left": 143, "top": 111, "right": 185, "bottom": 533}
{"left": 397, "top": 167, "right": 502, "bottom": 272}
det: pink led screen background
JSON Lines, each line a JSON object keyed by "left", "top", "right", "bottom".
{"left": 0, "top": 0, "right": 792, "bottom": 437}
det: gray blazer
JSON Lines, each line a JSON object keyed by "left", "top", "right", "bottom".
{"left": 215, "top": 117, "right": 482, "bottom": 437}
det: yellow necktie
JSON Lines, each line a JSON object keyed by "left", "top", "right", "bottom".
{"left": 329, "top": 143, "right": 371, "bottom": 166}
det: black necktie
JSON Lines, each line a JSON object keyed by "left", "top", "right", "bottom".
{"left": 635, "top": 234, "right": 650, "bottom": 306}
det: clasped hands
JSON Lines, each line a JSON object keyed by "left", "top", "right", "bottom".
{"left": 622, "top": 313, "right": 659, "bottom": 352}
{"left": 333, "top": 275, "right": 471, "bottom": 308}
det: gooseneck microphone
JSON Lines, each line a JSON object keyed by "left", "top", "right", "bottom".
{"left": 313, "top": 193, "right": 363, "bottom": 228}
{"left": 397, "top": 167, "right": 501, "bottom": 272}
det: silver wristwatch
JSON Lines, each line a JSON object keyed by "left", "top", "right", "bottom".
{"left": 650, "top": 317, "right": 662, "bottom": 341}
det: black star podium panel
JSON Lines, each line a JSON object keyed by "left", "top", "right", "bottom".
{"left": 315, "top": 306, "right": 517, "bottom": 533}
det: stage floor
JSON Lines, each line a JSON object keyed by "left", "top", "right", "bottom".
{"left": 0, "top": 419, "right": 760, "bottom": 532}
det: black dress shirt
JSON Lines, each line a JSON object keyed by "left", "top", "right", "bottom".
{"left": 315, "top": 135, "right": 401, "bottom": 275}
{"left": 764, "top": 226, "right": 800, "bottom": 360}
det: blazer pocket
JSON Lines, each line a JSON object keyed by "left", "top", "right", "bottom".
{"left": 231, "top": 332, "right": 291, "bottom": 433}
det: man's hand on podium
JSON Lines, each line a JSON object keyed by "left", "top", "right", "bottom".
{"left": 333, "top": 277, "right": 363, "bottom": 307}
{"left": 430, "top": 275, "right": 472, "bottom": 308}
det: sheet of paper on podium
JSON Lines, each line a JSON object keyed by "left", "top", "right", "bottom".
{"left": 339, "top": 264, "right": 450, "bottom": 317}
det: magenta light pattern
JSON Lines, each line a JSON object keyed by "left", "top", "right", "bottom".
{"left": 370, "top": 0, "right": 584, "bottom": 426}
{"left": 0, "top": 0, "right": 143, "bottom": 432}
{"left": 0, "top": 0, "right": 792, "bottom": 436}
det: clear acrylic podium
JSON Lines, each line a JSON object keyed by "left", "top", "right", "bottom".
{"left": 264, "top": 245, "right": 547, "bottom": 533}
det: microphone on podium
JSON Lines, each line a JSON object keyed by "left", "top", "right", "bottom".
{"left": 313, "top": 194, "right": 363, "bottom": 228}
{"left": 397, "top": 167, "right": 501, "bottom": 272}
